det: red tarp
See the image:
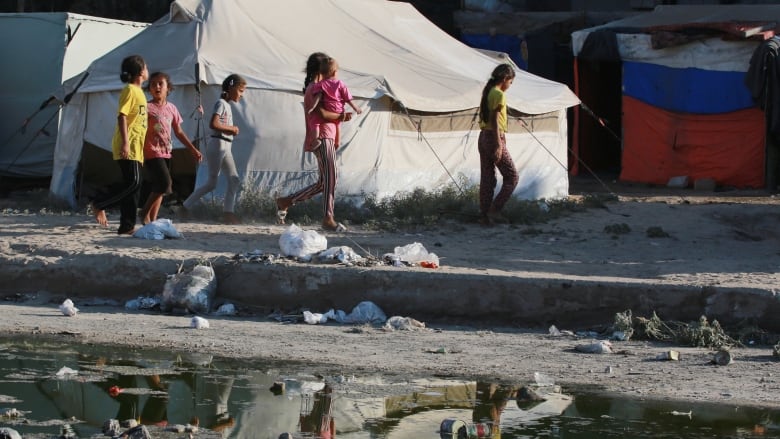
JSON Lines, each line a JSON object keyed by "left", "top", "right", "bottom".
{"left": 620, "top": 96, "right": 766, "bottom": 188}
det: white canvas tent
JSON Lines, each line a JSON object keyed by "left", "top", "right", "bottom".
{"left": 50, "top": 0, "right": 579, "bottom": 208}
{"left": 0, "top": 12, "right": 148, "bottom": 179}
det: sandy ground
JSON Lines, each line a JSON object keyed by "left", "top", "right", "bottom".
{"left": 1, "top": 182, "right": 780, "bottom": 410}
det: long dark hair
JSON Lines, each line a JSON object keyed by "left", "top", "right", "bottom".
{"left": 479, "top": 63, "right": 515, "bottom": 124}
{"left": 303, "top": 52, "right": 329, "bottom": 93}
{"left": 119, "top": 54, "right": 145, "bottom": 83}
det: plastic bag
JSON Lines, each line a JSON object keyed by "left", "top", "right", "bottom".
{"left": 133, "top": 218, "right": 183, "bottom": 240}
{"left": 160, "top": 264, "right": 216, "bottom": 314}
{"left": 393, "top": 242, "right": 439, "bottom": 266}
{"left": 317, "top": 246, "right": 363, "bottom": 264}
{"left": 279, "top": 224, "right": 327, "bottom": 258}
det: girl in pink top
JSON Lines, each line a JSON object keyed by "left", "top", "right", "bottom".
{"left": 139, "top": 72, "right": 202, "bottom": 225}
{"left": 276, "top": 52, "right": 354, "bottom": 231}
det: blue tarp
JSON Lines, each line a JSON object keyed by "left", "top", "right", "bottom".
{"left": 461, "top": 33, "right": 528, "bottom": 70}
{"left": 622, "top": 61, "right": 755, "bottom": 114}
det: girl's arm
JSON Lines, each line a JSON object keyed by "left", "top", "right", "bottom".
{"left": 490, "top": 105, "right": 502, "bottom": 161}
{"left": 117, "top": 114, "right": 130, "bottom": 159}
{"left": 210, "top": 113, "right": 239, "bottom": 136}
{"left": 172, "top": 119, "right": 203, "bottom": 162}
{"left": 347, "top": 100, "right": 362, "bottom": 115}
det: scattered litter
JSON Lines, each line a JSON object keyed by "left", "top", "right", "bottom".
{"left": 389, "top": 242, "right": 440, "bottom": 266}
{"left": 132, "top": 218, "right": 183, "bottom": 240}
{"left": 611, "top": 331, "right": 631, "bottom": 341}
{"left": 161, "top": 263, "right": 216, "bottom": 314}
{"left": 317, "top": 246, "right": 364, "bottom": 265}
{"left": 191, "top": 316, "right": 209, "bottom": 329}
{"left": 124, "top": 296, "right": 160, "bottom": 310}
{"left": 279, "top": 224, "right": 327, "bottom": 259}
{"left": 669, "top": 410, "right": 692, "bottom": 419}
{"left": 213, "top": 303, "right": 237, "bottom": 316}
{"left": 303, "top": 311, "right": 328, "bottom": 325}
{"left": 575, "top": 340, "right": 613, "bottom": 354}
{"left": 302, "top": 301, "right": 387, "bottom": 325}
{"left": 383, "top": 316, "right": 426, "bottom": 331}
{"left": 232, "top": 249, "right": 277, "bottom": 264}
{"left": 55, "top": 366, "right": 78, "bottom": 377}
{"left": 59, "top": 299, "right": 78, "bottom": 316}
{"left": 548, "top": 325, "right": 575, "bottom": 337}
{"left": 656, "top": 350, "right": 680, "bottom": 361}
{"left": 712, "top": 349, "right": 732, "bottom": 366}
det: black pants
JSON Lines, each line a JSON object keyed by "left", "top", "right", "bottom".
{"left": 93, "top": 159, "right": 142, "bottom": 234}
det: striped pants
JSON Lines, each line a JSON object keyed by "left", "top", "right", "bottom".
{"left": 288, "top": 138, "right": 337, "bottom": 218}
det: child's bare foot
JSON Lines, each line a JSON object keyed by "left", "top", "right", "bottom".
{"left": 92, "top": 205, "right": 108, "bottom": 227}
{"left": 275, "top": 197, "right": 292, "bottom": 224}
{"left": 322, "top": 216, "right": 338, "bottom": 231}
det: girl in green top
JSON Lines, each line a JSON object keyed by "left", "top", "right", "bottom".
{"left": 477, "top": 63, "right": 519, "bottom": 227}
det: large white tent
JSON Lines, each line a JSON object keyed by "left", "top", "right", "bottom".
{"left": 0, "top": 12, "right": 148, "bottom": 179}
{"left": 50, "top": 0, "right": 579, "bottom": 208}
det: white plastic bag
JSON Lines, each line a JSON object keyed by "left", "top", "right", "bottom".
{"left": 393, "top": 242, "right": 439, "bottom": 266}
{"left": 133, "top": 218, "right": 183, "bottom": 240}
{"left": 279, "top": 224, "right": 327, "bottom": 258}
{"left": 161, "top": 264, "right": 216, "bottom": 314}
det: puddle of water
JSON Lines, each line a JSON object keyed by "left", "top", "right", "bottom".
{"left": 0, "top": 339, "right": 778, "bottom": 438}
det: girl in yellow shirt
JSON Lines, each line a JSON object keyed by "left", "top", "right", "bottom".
{"left": 477, "top": 64, "right": 518, "bottom": 227}
{"left": 91, "top": 54, "right": 148, "bottom": 235}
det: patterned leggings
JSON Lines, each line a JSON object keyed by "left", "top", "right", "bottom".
{"left": 478, "top": 130, "right": 518, "bottom": 215}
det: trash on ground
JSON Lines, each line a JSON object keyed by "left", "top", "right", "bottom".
{"left": 59, "top": 299, "right": 78, "bottom": 316}
{"left": 317, "top": 245, "right": 364, "bottom": 265}
{"left": 232, "top": 249, "right": 277, "bottom": 264}
{"left": 383, "top": 316, "right": 426, "bottom": 331}
{"left": 213, "top": 303, "right": 237, "bottom": 316}
{"left": 656, "top": 350, "right": 680, "bottom": 361}
{"left": 669, "top": 410, "right": 692, "bottom": 419}
{"left": 124, "top": 296, "right": 160, "bottom": 310}
{"left": 575, "top": 340, "right": 613, "bottom": 354}
{"left": 425, "top": 347, "right": 461, "bottom": 354}
{"left": 302, "top": 301, "right": 387, "bottom": 325}
{"left": 132, "top": 218, "right": 183, "bottom": 240}
{"left": 160, "top": 263, "right": 216, "bottom": 314}
{"left": 548, "top": 325, "right": 575, "bottom": 336}
{"left": 388, "top": 242, "right": 440, "bottom": 267}
{"left": 712, "top": 349, "right": 732, "bottom": 366}
{"left": 279, "top": 224, "right": 327, "bottom": 259}
{"left": 191, "top": 316, "right": 209, "bottom": 329}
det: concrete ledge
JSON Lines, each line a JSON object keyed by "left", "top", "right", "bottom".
{"left": 6, "top": 254, "right": 774, "bottom": 331}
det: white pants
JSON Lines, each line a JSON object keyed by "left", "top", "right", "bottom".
{"left": 183, "top": 137, "right": 240, "bottom": 213}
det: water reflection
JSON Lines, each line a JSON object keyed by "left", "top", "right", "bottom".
{"left": 0, "top": 341, "right": 779, "bottom": 438}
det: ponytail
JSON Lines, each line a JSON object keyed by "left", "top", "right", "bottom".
{"left": 119, "top": 54, "right": 146, "bottom": 84}
{"left": 479, "top": 63, "right": 515, "bottom": 124}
